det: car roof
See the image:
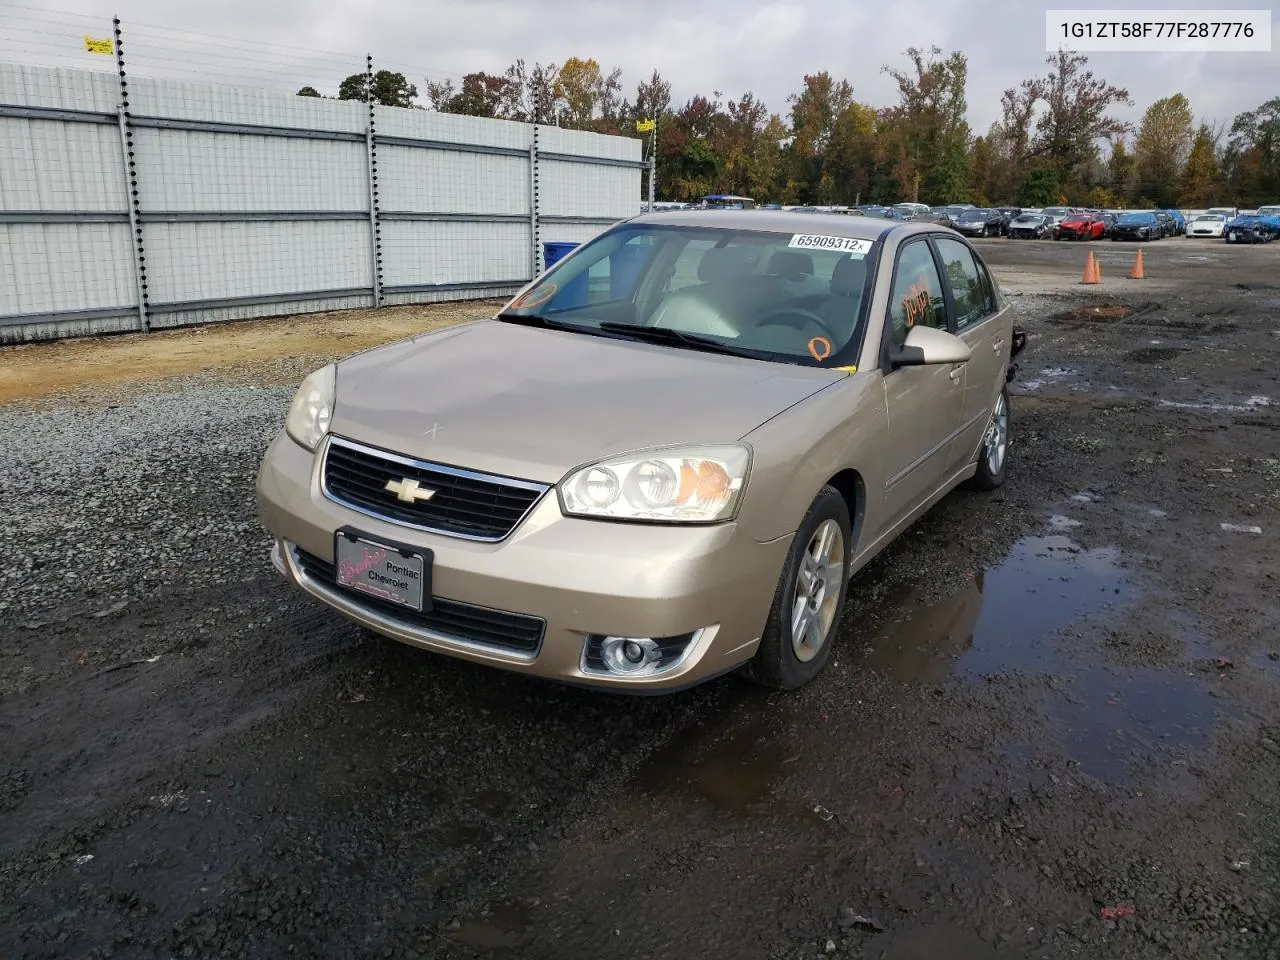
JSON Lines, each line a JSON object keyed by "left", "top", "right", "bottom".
{"left": 622, "top": 209, "right": 925, "bottom": 241}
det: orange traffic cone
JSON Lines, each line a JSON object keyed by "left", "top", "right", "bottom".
{"left": 1128, "top": 248, "right": 1145, "bottom": 279}
{"left": 1081, "top": 250, "right": 1101, "bottom": 284}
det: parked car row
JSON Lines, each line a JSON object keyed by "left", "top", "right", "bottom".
{"left": 656, "top": 201, "right": 1280, "bottom": 248}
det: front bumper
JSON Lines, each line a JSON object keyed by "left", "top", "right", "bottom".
{"left": 256, "top": 431, "right": 791, "bottom": 691}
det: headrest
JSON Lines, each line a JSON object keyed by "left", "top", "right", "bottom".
{"left": 767, "top": 250, "right": 814, "bottom": 279}
{"left": 697, "top": 246, "right": 741, "bottom": 282}
{"left": 830, "top": 255, "right": 868, "bottom": 296}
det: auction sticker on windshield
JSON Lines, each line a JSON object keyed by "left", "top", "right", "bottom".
{"left": 788, "top": 234, "right": 873, "bottom": 257}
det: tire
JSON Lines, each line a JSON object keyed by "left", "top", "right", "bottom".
{"left": 741, "top": 486, "right": 852, "bottom": 690}
{"left": 966, "top": 385, "right": 1010, "bottom": 492}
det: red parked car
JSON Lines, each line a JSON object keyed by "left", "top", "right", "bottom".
{"left": 1054, "top": 212, "right": 1105, "bottom": 240}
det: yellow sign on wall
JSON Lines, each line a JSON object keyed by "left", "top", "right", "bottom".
{"left": 84, "top": 36, "right": 113, "bottom": 55}
{"left": 635, "top": 118, "right": 655, "bottom": 132}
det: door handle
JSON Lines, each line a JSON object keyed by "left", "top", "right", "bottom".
{"left": 948, "top": 365, "right": 963, "bottom": 381}
{"left": 993, "top": 338, "right": 1006, "bottom": 353}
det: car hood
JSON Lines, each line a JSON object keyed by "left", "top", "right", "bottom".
{"left": 326, "top": 319, "right": 847, "bottom": 482}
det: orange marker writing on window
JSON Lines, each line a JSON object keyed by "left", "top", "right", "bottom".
{"left": 808, "top": 336, "right": 832, "bottom": 362}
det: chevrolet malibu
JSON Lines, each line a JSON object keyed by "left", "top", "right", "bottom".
{"left": 256, "top": 211, "right": 1025, "bottom": 692}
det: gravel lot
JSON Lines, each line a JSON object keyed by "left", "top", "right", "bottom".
{"left": 1, "top": 238, "right": 1278, "bottom": 960}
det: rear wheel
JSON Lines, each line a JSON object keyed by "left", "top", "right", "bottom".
{"left": 742, "top": 486, "right": 851, "bottom": 690}
{"left": 966, "top": 386, "right": 1010, "bottom": 491}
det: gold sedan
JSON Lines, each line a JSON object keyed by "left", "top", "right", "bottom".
{"left": 256, "top": 211, "right": 1024, "bottom": 692}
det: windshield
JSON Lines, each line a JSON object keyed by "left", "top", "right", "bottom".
{"left": 958, "top": 210, "right": 988, "bottom": 220}
{"left": 1041, "top": 207, "right": 1070, "bottom": 217}
{"left": 1117, "top": 213, "right": 1152, "bottom": 224}
{"left": 1193, "top": 215, "right": 1226, "bottom": 222}
{"left": 1258, "top": 206, "right": 1280, "bottom": 216}
{"left": 499, "top": 224, "right": 879, "bottom": 367}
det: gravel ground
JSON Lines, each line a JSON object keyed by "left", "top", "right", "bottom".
{"left": 1, "top": 240, "right": 1279, "bottom": 960}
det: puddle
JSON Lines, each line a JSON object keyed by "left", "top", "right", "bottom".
{"left": 860, "top": 534, "right": 1227, "bottom": 783}
{"left": 634, "top": 713, "right": 789, "bottom": 815}
{"left": 1049, "top": 665, "right": 1224, "bottom": 782}
{"left": 452, "top": 899, "right": 532, "bottom": 950}
{"left": 863, "top": 536, "right": 1133, "bottom": 683}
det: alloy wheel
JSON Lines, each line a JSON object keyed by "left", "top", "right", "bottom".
{"left": 791, "top": 519, "right": 846, "bottom": 663}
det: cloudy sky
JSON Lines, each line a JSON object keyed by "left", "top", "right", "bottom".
{"left": 6, "top": 0, "right": 1276, "bottom": 133}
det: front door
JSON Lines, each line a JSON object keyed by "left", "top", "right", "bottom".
{"left": 931, "top": 236, "right": 1009, "bottom": 467}
{"left": 881, "top": 238, "right": 966, "bottom": 525}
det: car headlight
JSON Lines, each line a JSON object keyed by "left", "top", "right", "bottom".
{"left": 284, "top": 363, "right": 336, "bottom": 451}
{"left": 559, "top": 445, "right": 751, "bottom": 523}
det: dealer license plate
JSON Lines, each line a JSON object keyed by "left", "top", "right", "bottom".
{"left": 334, "top": 531, "right": 430, "bottom": 612}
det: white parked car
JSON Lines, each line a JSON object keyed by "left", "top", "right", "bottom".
{"left": 1185, "top": 214, "right": 1227, "bottom": 238}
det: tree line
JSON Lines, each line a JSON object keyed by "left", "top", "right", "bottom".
{"left": 298, "top": 49, "right": 1280, "bottom": 208}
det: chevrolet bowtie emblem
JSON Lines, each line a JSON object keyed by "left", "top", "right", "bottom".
{"left": 384, "top": 477, "right": 436, "bottom": 503}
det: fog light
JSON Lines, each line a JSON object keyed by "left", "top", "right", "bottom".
{"left": 582, "top": 630, "right": 706, "bottom": 678}
{"left": 600, "top": 636, "right": 661, "bottom": 674}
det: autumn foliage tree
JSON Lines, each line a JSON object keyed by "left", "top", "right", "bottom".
{"left": 1133, "top": 94, "right": 1194, "bottom": 207}
{"left": 298, "top": 50, "right": 1269, "bottom": 208}
{"left": 1179, "top": 125, "right": 1223, "bottom": 206}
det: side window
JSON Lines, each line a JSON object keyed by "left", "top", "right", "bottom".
{"left": 887, "top": 240, "right": 947, "bottom": 347}
{"left": 974, "top": 256, "right": 996, "bottom": 312}
{"left": 933, "top": 237, "right": 990, "bottom": 330}
{"left": 551, "top": 235, "right": 654, "bottom": 308}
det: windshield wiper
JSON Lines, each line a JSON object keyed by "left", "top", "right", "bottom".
{"left": 495, "top": 310, "right": 579, "bottom": 330}
{"left": 595, "top": 322, "right": 774, "bottom": 360}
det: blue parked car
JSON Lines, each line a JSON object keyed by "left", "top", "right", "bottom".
{"left": 1159, "top": 209, "right": 1186, "bottom": 235}
{"left": 1224, "top": 214, "right": 1279, "bottom": 244}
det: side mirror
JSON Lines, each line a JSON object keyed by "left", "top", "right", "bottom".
{"left": 890, "top": 325, "right": 972, "bottom": 368}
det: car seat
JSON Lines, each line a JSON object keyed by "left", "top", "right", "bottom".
{"left": 765, "top": 249, "right": 815, "bottom": 282}
{"left": 813, "top": 255, "right": 868, "bottom": 338}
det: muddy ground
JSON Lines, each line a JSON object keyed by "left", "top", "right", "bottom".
{"left": 1, "top": 236, "right": 1278, "bottom": 960}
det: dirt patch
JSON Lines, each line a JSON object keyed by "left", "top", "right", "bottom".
{"left": 1122, "top": 345, "right": 1190, "bottom": 364}
{"left": 1060, "top": 303, "right": 1140, "bottom": 321}
{"left": 0, "top": 301, "right": 501, "bottom": 406}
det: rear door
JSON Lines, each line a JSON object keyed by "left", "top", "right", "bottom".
{"left": 931, "top": 235, "right": 1009, "bottom": 468}
{"left": 880, "top": 237, "right": 966, "bottom": 525}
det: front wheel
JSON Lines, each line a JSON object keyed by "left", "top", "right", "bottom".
{"left": 966, "top": 386, "right": 1010, "bottom": 491}
{"left": 741, "top": 486, "right": 852, "bottom": 690}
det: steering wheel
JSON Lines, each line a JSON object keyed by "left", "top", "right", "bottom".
{"left": 755, "top": 308, "right": 839, "bottom": 343}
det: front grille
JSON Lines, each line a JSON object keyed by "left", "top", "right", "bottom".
{"left": 322, "top": 436, "right": 548, "bottom": 541}
{"left": 292, "top": 547, "right": 544, "bottom": 654}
